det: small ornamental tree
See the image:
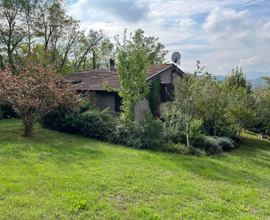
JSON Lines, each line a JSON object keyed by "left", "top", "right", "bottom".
{"left": 173, "top": 60, "right": 208, "bottom": 147}
{"left": 0, "top": 53, "right": 81, "bottom": 137}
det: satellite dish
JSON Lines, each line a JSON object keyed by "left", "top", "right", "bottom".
{"left": 171, "top": 52, "right": 181, "bottom": 65}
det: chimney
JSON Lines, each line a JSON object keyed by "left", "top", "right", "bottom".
{"left": 110, "top": 59, "right": 116, "bottom": 72}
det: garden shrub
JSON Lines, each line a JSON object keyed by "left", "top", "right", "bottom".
{"left": 113, "top": 111, "right": 165, "bottom": 150}
{"left": 0, "top": 107, "right": 3, "bottom": 120}
{"left": 202, "top": 119, "right": 237, "bottom": 137}
{"left": 204, "top": 136, "right": 222, "bottom": 154}
{"left": 40, "top": 105, "right": 71, "bottom": 132}
{"left": 0, "top": 104, "right": 18, "bottom": 119}
{"left": 80, "top": 109, "right": 117, "bottom": 141}
{"left": 162, "top": 108, "right": 205, "bottom": 147}
{"left": 231, "top": 135, "right": 241, "bottom": 146}
{"left": 188, "top": 146, "right": 206, "bottom": 157}
{"left": 42, "top": 106, "right": 117, "bottom": 142}
{"left": 215, "top": 137, "right": 235, "bottom": 151}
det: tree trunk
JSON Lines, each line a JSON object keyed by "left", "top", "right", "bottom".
{"left": 93, "top": 50, "right": 96, "bottom": 69}
{"left": 24, "top": 124, "right": 33, "bottom": 137}
{"left": 185, "top": 115, "right": 190, "bottom": 147}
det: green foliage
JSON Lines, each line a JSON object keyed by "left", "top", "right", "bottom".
{"left": 42, "top": 107, "right": 117, "bottom": 142}
{"left": 147, "top": 77, "right": 161, "bottom": 117}
{"left": 202, "top": 119, "right": 238, "bottom": 137}
{"left": 40, "top": 105, "right": 73, "bottom": 132}
{"left": 204, "top": 136, "right": 222, "bottom": 154}
{"left": 106, "top": 29, "right": 150, "bottom": 121}
{"left": 162, "top": 107, "right": 205, "bottom": 147}
{"left": 0, "top": 106, "right": 3, "bottom": 120}
{"left": 173, "top": 60, "right": 207, "bottom": 147}
{"left": 197, "top": 80, "right": 228, "bottom": 137}
{"left": 112, "top": 111, "right": 164, "bottom": 150}
{"left": 215, "top": 137, "right": 235, "bottom": 152}
{"left": 132, "top": 28, "right": 168, "bottom": 65}
{"left": 0, "top": 103, "right": 18, "bottom": 119}
{"left": 224, "top": 67, "right": 251, "bottom": 93}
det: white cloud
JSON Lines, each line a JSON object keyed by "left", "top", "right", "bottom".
{"left": 238, "top": 56, "right": 260, "bottom": 67}
{"left": 69, "top": 0, "right": 270, "bottom": 75}
{"left": 202, "top": 6, "right": 252, "bottom": 42}
{"left": 179, "top": 18, "right": 196, "bottom": 29}
{"left": 257, "top": 22, "right": 270, "bottom": 42}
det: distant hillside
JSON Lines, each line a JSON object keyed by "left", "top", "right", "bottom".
{"left": 245, "top": 72, "right": 270, "bottom": 79}
{"left": 212, "top": 74, "right": 268, "bottom": 87}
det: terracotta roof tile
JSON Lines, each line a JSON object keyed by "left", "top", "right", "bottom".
{"left": 64, "top": 64, "right": 174, "bottom": 91}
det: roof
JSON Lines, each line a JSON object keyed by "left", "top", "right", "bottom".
{"left": 64, "top": 63, "right": 184, "bottom": 91}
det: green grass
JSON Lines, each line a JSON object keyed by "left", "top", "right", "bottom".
{"left": 0, "top": 119, "right": 270, "bottom": 219}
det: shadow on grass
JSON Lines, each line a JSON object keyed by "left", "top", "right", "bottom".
{"left": 0, "top": 119, "right": 105, "bottom": 165}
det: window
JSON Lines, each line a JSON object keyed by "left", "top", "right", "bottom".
{"left": 160, "top": 83, "right": 174, "bottom": 102}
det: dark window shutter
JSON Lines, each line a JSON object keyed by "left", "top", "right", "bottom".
{"left": 115, "top": 94, "right": 122, "bottom": 112}
{"left": 160, "top": 83, "right": 174, "bottom": 102}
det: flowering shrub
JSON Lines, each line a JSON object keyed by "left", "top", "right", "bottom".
{"left": 0, "top": 54, "right": 81, "bottom": 136}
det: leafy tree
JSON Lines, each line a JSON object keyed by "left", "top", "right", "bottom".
{"left": 198, "top": 80, "right": 228, "bottom": 137}
{"left": 173, "top": 60, "right": 206, "bottom": 147}
{"left": 251, "top": 85, "right": 270, "bottom": 131}
{"left": 224, "top": 66, "right": 252, "bottom": 94}
{"left": 72, "top": 29, "right": 108, "bottom": 71}
{"left": 226, "top": 84, "right": 255, "bottom": 135}
{"left": 0, "top": 53, "right": 81, "bottom": 137}
{"left": 132, "top": 29, "right": 168, "bottom": 65}
{"left": 105, "top": 29, "right": 150, "bottom": 122}
{"left": 0, "top": 0, "right": 28, "bottom": 67}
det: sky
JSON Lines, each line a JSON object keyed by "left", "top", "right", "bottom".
{"left": 68, "top": 0, "right": 270, "bottom": 76}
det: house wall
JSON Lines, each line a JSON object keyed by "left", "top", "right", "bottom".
{"left": 159, "top": 70, "right": 182, "bottom": 118}
{"left": 160, "top": 71, "right": 171, "bottom": 83}
{"left": 134, "top": 98, "right": 151, "bottom": 121}
{"left": 95, "top": 92, "right": 115, "bottom": 111}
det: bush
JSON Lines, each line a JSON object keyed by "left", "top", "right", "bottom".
{"left": 40, "top": 105, "right": 71, "bottom": 132}
{"left": 0, "top": 107, "right": 3, "bottom": 120}
{"left": 202, "top": 119, "right": 237, "bottom": 137}
{"left": 41, "top": 107, "right": 117, "bottom": 142}
{"left": 112, "top": 112, "right": 164, "bottom": 150}
{"left": 80, "top": 109, "right": 117, "bottom": 141}
{"left": 215, "top": 137, "right": 235, "bottom": 151}
{"left": 0, "top": 104, "right": 18, "bottom": 119}
{"left": 231, "top": 135, "right": 241, "bottom": 147}
{"left": 162, "top": 108, "right": 205, "bottom": 147}
{"left": 204, "top": 136, "right": 222, "bottom": 154}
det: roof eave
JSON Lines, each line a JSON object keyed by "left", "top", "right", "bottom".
{"left": 146, "top": 63, "right": 184, "bottom": 83}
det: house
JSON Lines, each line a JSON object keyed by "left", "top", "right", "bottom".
{"left": 64, "top": 60, "right": 184, "bottom": 120}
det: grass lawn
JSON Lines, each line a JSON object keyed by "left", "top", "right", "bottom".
{"left": 0, "top": 119, "right": 270, "bottom": 219}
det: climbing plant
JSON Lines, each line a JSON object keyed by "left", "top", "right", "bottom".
{"left": 147, "top": 77, "right": 161, "bottom": 117}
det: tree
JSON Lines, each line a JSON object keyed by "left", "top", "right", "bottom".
{"left": 173, "top": 60, "right": 206, "bottom": 147}
{"left": 224, "top": 66, "right": 252, "bottom": 94}
{"left": 132, "top": 29, "right": 168, "bottom": 65}
{"left": 0, "top": 53, "right": 81, "bottom": 137}
{"left": 0, "top": 0, "right": 28, "bottom": 67}
{"left": 198, "top": 80, "right": 228, "bottom": 137}
{"left": 105, "top": 29, "right": 150, "bottom": 121}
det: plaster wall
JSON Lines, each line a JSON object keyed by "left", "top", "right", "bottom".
{"left": 160, "top": 71, "right": 172, "bottom": 83}
{"left": 159, "top": 102, "right": 172, "bottom": 118}
{"left": 134, "top": 98, "right": 151, "bottom": 121}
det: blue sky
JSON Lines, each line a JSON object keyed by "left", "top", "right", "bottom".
{"left": 69, "top": 0, "right": 270, "bottom": 76}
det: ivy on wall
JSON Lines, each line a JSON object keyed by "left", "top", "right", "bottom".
{"left": 147, "top": 77, "right": 161, "bottom": 117}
